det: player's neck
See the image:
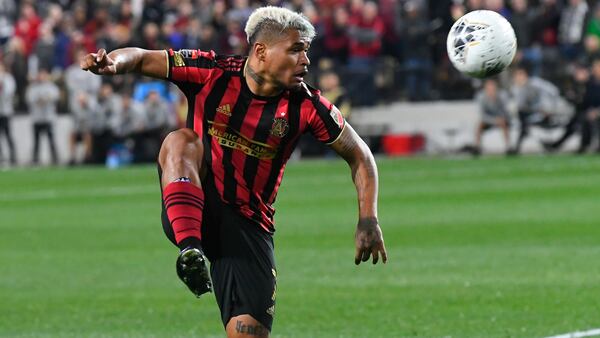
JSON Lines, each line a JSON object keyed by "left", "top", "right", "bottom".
{"left": 244, "top": 59, "right": 284, "bottom": 97}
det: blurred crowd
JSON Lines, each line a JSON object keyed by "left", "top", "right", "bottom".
{"left": 2, "top": 0, "right": 600, "bottom": 165}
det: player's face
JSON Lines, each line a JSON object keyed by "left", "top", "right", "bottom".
{"left": 264, "top": 29, "right": 310, "bottom": 90}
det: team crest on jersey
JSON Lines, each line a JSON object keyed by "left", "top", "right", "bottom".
{"left": 330, "top": 106, "right": 344, "bottom": 128}
{"left": 270, "top": 117, "right": 289, "bottom": 138}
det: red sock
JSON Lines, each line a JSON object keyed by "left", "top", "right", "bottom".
{"left": 163, "top": 181, "right": 204, "bottom": 246}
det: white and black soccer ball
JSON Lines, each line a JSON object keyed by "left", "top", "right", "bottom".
{"left": 446, "top": 10, "right": 517, "bottom": 78}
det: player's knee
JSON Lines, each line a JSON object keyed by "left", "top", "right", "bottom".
{"left": 159, "top": 129, "right": 203, "bottom": 166}
{"left": 226, "top": 315, "right": 269, "bottom": 338}
{"left": 158, "top": 129, "right": 205, "bottom": 183}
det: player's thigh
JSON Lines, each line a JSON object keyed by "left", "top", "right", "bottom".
{"left": 210, "top": 208, "right": 276, "bottom": 332}
{"left": 226, "top": 314, "right": 269, "bottom": 338}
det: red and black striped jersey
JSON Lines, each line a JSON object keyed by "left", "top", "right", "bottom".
{"left": 166, "top": 48, "right": 346, "bottom": 233}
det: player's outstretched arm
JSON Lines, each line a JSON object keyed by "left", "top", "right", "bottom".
{"left": 80, "top": 48, "right": 168, "bottom": 79}
{"left": 330, "top": 124, "right": 387, "bottom": 265}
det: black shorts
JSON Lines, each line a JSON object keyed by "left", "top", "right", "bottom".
{"left": 159, "top": 171, "right": 277, "bottom": 331}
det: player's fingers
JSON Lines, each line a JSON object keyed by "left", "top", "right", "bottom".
{"left": 96, "top": 48, "right": 107, "bottom": 63}
{"left": 355, "top": 246, "right": 361, "bottom": 265}
{"left": 380, "top": 244, "right": 388, "bottom": 264}
{"left": 79, "top": 56, "right": 88, "bottom": 69}
{"left": 372, "top": 248, "right": 379, "bottom": 264}
{"left": 361, "top": 249, "right": 370, "bottom": 262}
{"left": 80, "top": 54, "right": 94, "bottom": 70}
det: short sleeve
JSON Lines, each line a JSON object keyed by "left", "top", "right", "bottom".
{"left": 166, "top": 49, "right": 217, "bottom": 85}
{"left": 308, "top": 94, "right": 346, "bottom": 144}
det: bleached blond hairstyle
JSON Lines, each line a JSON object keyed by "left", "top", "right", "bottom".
{"left": 245, "top": 6, "right": 316, "bottom": 45}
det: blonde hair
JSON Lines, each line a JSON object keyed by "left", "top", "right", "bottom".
{"left": 245, "top": 6, "right": 316, "bottom": 45}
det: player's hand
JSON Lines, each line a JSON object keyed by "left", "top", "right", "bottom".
{"left": 80, "top": 48, "right": 117, "bottom": 75}
{"left": 354, "top": 217, "right": 387, "bottom": 265}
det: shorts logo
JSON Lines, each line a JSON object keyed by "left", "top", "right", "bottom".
{"left": 330, "top": 106, "right": 344, "bottom": 128}
{"left": 270, "top": 118, "right": 289, "bottom": 138}
{"left": 216, "top": 104, "right": 232, "bottom": 116}
{"left": 268, "top": 268, "right": 277, "bottom": 316}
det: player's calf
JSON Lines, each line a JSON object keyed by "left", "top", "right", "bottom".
{"left": 159, "top": 128, "right": 212, "bottom": 297}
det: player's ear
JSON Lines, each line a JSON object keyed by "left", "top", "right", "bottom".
{"left": 253, "top": 42, "right": 267, "bottom": 62}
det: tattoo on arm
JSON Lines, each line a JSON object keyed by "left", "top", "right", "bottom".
{"left": 331, "top": 125, "right": 378, "bottom": 221}
{"left": 235, "top": 320, "right": 268, "bottom": 336}
{"left": 334, "top": 127, "right": 357, "bottom": 161}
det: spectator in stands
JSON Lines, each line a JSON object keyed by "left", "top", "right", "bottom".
{"left": 68, "top": 91, "right": 95, "bottom": 165}
{"left": 474, "top": 79, "right": 511, "bottom": 155}
{"left": 583, "top": 5, "right": 600, "bottom": 63}
{"left": 530, "top": 0, "right": 561, "bottom": 77}
{"left": 64, "top": 49, "right": 102, "bottom": 114}
{"left": 347, "top": 0, "right": 384, "bottom": 106}
{"left": 54, "top": 12, "right": 75, "bottom": 70}
{"left": 136, "top": 22, "right": 164, "bottom": 50}
{"left": 466, "top": 0, "right": 485, "bottom": 10}
{"left": 162, "top": 19, "right": 185, "bottom": 51}
{"left": 92, "top": 83, "right": 121, "bottom": 164}
{"left": 558, "top": 0, "right": 589, "bottom": 61}
{"left": 221, "top": 17, "right": 247, "bottom": 55}
{"left": 26, "top": 69, "right": 59, "bottom": 165}
{"left": 0, "top": 62, "right": 16, "bottom": 165}
{"left": 33, "top": 23, "right": 56, "bottom": 74}
{"left": 4, "top": 37, "right": 28, "bottom": 111}
{"left": 14, "top": 2, "right": 41, "bottom": 57}
{"left": 0, "top": 0, "right": 15, "bottom": 46}
{"left": 542, "top": 61, "right": 589, "bottom": 152}
{"left": 197, "top": 22, "right": 220, "bottom": 52}
{"left": 323, "top": 7, "right": 350, "bottom": 66}
{"left": 396, "top": 1, "right": 433, "bottom": 101}
{"left": 577, "top": 58, "right": 600, "bottom": 153}
{"left": 229, "top": 0, "right": 253, "bottom": 26}
{"left": 510, "top": 0, "right": 541, "bottom": 75}
{"left": 116, "top": 0, "right": 135, "bottom": 29}
{"left": 111, "top": 93, "right": 143, "bottom": 141}
{"left": 133, "top": 90, "right": 171, "bottom": 162}
{"left": 485, "top": 0, "right": 510, "bottom": 17}
{"left": 509, "top": 64, "right": 563, "bottom": 155}
{"left": 586, "top": 4, "right": 600, "bottom": 40}
{"left": 143, "top": 90, "right": 171, "bottom": 133}
{"left": 321, "top": 70, "right": 350, "bottom": 118}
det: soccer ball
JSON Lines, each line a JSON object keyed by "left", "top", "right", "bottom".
{"left": 446, "top": 10, "right": 517, "bottom": 78}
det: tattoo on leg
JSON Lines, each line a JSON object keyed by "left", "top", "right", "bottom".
{"left": 235, "top": 320, "right": 268, "bottom": 336}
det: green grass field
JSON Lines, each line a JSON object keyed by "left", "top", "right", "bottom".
{"left": 2, "top": 155, "right": 600, "bottom": 338}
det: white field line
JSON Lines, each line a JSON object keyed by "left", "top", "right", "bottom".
{"left": 0, "top": 185, "right": 157, "bottom": 202}
{"left": 544, "top": 328, "right": 600, "bottom": 338}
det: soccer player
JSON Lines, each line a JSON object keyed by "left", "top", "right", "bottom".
{"left": 474, "top": 79, "right": 511, "bottom": 155}
{"left": 81, "top": 6, "right": 387, "bottom": 338}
